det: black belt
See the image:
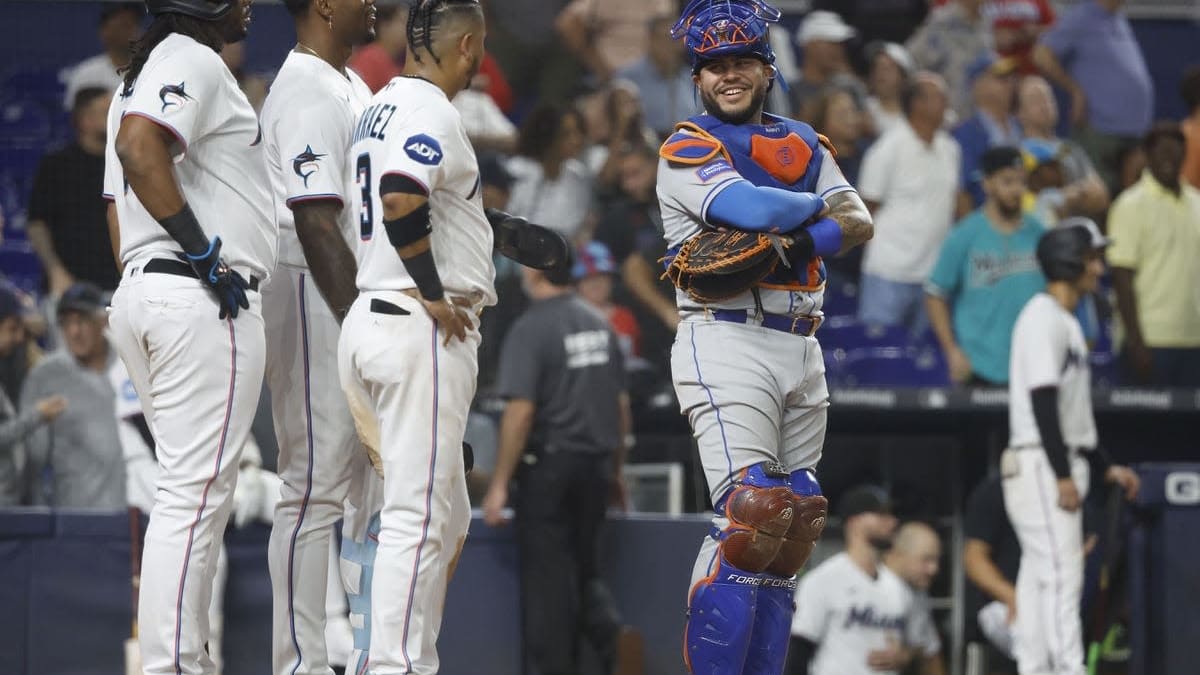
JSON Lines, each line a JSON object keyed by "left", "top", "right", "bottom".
{"left": 144, "top": 258, "right": 260, "bottom": 291}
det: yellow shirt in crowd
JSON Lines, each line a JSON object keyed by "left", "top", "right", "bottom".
{"left": 1106, "top": 172, "right": 1200, "bottom": 348}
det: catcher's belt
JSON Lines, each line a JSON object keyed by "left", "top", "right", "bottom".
{"left": 663, "top": 229, "right": 796, "bottom": 303}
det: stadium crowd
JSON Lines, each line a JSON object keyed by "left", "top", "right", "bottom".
{"left": 0, "top": 1, "right": 1197, "bottom": 673}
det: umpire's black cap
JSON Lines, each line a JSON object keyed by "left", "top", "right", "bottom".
{"left": 837, "top": 485, "right": 893, "bottom": 520}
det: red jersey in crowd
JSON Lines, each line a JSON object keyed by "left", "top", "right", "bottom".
{"left": 984, "top": 0, "right": 1055, "bottom": 74}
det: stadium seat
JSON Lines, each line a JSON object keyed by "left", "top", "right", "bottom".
{"left": 821, "top": 278, "right": 859, "bottom": 317}
{"left": 840, "top": 346, "right": 950, "bottom": 387}
{"left": 1089, "top": 350, "right": 1119, "bottom": 389}
{"left": 820, "top": 317, "right": 910, "bottom": 353}
{"left": 0, "top": 65, "right": 66, "bottom": 108}
{"left": 0, "top": 98, "right": 52, "bottom": 147}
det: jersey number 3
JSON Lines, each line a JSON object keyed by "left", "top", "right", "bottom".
{"left": 356, "top": 153, "right": 373, "bottom": 241}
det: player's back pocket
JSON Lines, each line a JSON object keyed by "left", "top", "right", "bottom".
{"left": 370, "top": 298, "right": 411, "bottom": 316}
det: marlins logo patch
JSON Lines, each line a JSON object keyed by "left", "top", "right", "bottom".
{"left": 404, "top": 134, "right": 443, "bottom": 166}
{"left": 292, "top": 145, "right": 325, "bottom": 188}
{"left": 158, "top": 82, "right": 193, "bottom": 113}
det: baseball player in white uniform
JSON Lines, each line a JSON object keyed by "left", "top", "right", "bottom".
{"left": 790, "top": 488, "right": 941, "bottom": 675}
{"left": 1003, "top": 219, "right": 1139, "bottom": 675}
{"left": 102, "top": 1, "right": 274, "bottom": 673}
{"left": 339, "top": 1, "right": 493, "bottom": 672}
{"left": 658, "top": 2, "right": 874, "bottom": 672}
{"left": 259, "top": 1, "right": 377, "bottom": 673}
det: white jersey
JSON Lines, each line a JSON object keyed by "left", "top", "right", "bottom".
{"left": 1008, "top": 293, "right": 1097, "bottom": 449}
{"left": 793, "top": 553, "right": 941, "bottom": 675}
{"left": 348, "top": 77, "right": 496, "bottom": 305}
{"left": 261, "top": 51, "right": 373, "bottom": 268}
{"left": 103, "top": 33, "right": 276, "bottom": 277}
{"left": 656, "top": 136, "right": 854, "bottom": 317}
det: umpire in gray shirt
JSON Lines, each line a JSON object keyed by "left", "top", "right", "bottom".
{"left": 483, "top": 258, "right": 634, "bottom": 675}
{"left": 21, "top": 283, "right": 125, "bottom": 509}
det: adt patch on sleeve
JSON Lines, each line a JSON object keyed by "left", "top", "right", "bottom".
{"left": 696, "top": 159, "right": 735, "bottom": 182}
{"left": 404, "top": 134, "right": 443, "bottom": 165}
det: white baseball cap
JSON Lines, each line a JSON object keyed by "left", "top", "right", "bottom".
{"left": 796, "top": 11, "right": 858, "bottom": 46}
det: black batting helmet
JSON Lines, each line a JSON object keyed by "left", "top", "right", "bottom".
{"left": 144, "top": 0, "right": 233, "bottom": 20}
{"left": 1037, "top": 217, "right": 1109, "bottom": 282}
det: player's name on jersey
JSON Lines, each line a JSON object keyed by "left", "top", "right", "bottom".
{"left": 827, "top": 386, "right": 1200, "bottom": 412}
{"left": 351, "top": 102, "right": 397, "bottom": 145}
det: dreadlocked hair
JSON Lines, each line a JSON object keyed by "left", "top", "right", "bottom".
{"left": 405, "top": 0, "right": 482, "bottom": 65}
{"left": 120, "top": 13, "right": 226, "bottom": 97}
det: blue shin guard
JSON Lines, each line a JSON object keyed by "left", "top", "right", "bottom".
{"left": 742, "top": 575, "right": 797, "bottom": 675}
{"left": 686, "top": 463, "right": 796, "bottom": 674}
{"left": 743, "top": 469, "right": 827, "bottom": 675}
{"left": 685, "top": 551, "right": 763, "bottom": 674}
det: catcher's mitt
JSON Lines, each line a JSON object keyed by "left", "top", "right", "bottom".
{"left": 664, "top": 230, "right": 795, "bottom": 303}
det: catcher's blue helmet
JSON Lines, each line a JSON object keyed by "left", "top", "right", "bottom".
{"left": 144, "top": 0, "right": 233, "bottom": 20}
{"left": 671, "top": 0, "right": 782, "bottom": 73}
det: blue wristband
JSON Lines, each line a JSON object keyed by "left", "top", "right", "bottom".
{"left": 807, "top": 217, "right": 842, "bottom": 257}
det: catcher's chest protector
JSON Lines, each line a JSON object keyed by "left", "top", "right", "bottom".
{"left": 662, "top": 114, "right": 831, "bottom": 292}
{"left": 683, "top": 113, "right": 826, "bottom": 192}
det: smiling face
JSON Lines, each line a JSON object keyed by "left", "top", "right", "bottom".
{"left": 694, "top": 55, "right": 772, "bottom": 125}
{"left": 220, "top": 0, "right": 253, "bottom": 43}
{"left": 330, "top": 0, "right": 377, "bottom": 45}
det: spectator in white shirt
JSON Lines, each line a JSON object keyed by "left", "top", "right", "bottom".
{"left": 454, "top": 83, "right": 518, "bottom": 154}
{"left": 506, "top": 103, "right": 595, "bottom": 242}
{"left": 858, "top": 72, "right": 961, "bottom": 334}
{"left": 61, "top": 3, "right": 143, "bottom": 110}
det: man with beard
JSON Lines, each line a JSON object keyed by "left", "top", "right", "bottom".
{"left": 925, "top": 146, "right": 1047, "bottom": 386}
{"left": 103, "top": 1, "right": 274, "bottom": 672}
{"left": 656, "top": 1, "right": 874, "bottom": 673}
{"left": 788, "top": 487, "right": 936, "bottom": 675}
{"left": 259, "top": 1, "right": 376, "bottom": 673}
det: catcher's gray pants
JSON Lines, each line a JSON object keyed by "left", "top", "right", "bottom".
{"left": 671, "top": 314, "right": 829, "bottom": 504}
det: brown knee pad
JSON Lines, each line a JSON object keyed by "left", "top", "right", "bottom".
{"left": 719, "top": 485, "right": 797, "bottom": 573}
{"left": 765, "top": 494, "right": 828, "bottom": 577}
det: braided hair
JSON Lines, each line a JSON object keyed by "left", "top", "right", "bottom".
{"left": 121, "top": 13, "right": 226, "bottom": 97}
{"left": 405, "top": 0, "right": 482, "bottom": 65}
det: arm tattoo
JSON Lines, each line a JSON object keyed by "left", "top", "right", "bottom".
{"left": 293, "top": 202, "right": 359, "bottom": 323}
{"left": 825, "top": 190, "right": 874, "bottom": 254}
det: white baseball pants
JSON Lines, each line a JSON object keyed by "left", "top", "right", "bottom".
{"left": 108, "top": 259, "right": 265, "bottom": 675}
{"left": 1001, "top": 448, "right": 1090, "bottom": 675}
{"left": 338, "top": 291, "right": 474, "bottom": 674}
{"left": 262, "top": 265, "right": 358, "bottom": 675}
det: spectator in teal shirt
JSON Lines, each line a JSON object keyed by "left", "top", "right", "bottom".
{"left": 925, "top": 147, "right": 1046, "bottom": 386}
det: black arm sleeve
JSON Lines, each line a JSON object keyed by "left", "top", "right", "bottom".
{"left": 1030, "top": 385, "right": 1071, "bottom": 479}
{"left": 784, "top": 636, "right": 817, "bottom": 675}
{"left": 157, "top": 204, "right": 210, "bottom": 255}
